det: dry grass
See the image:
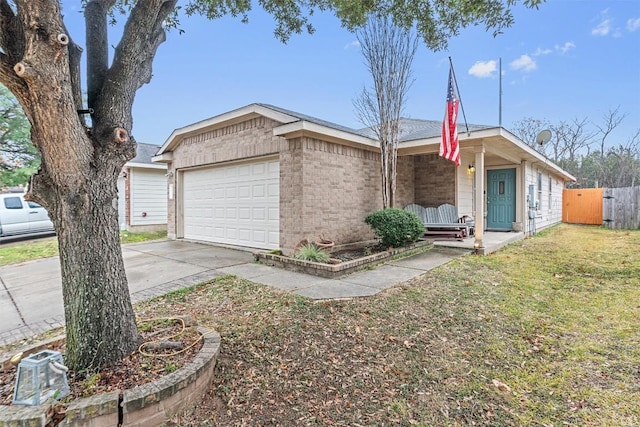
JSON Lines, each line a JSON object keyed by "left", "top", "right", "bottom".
{"left": 2, "top": 224, "right": 637, "bottom": 425}
{"left": 134, "top": 224, "right": 639, "bottom": 426}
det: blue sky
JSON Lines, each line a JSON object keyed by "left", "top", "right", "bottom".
{"left": 62, "top": 1, "right": 640, "bottom": 148}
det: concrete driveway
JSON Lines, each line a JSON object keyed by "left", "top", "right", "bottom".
{"left": 0, "top": 240, "right": 254, "bottom": 345}
{"left": 0, "top": 240, "right": 466, "bottom": 347}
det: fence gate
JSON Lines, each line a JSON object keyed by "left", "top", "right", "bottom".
{"left": 562, "top": 188, "right": 603, "bottom": 225}
{"left": 603, "top": 186, "right": 640, "bottom": 229}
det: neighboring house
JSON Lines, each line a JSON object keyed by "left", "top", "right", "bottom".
{"left": 118, "top": 142, "right": 168, "bottom": 232}
{"left": 153, "top": 103, "right": 575, "bottom": 255}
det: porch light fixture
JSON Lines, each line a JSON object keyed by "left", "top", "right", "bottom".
{"left": 468, "top": 164, "right": 476, "bottom": 173}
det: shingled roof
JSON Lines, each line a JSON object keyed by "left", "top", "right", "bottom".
{"left": 130, "top": 142, "right": 161, "bottom": 165}
{"left": 255, "top": 103, "right": 492, "bottom": 143}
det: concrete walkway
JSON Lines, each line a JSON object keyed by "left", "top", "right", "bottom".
{"left": 0, "top": 240, "right": 467, "bottom": 347}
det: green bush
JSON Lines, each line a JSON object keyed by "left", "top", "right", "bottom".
{"left": 365, "top": 208, "right": 424, "bottom": 248}
{"left": 294, "top": 242, "right": 331, "bottom": 263}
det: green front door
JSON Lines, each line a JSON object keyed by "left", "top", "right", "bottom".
{"left": 487, "top": 168, "right": 516, "bottom": 230}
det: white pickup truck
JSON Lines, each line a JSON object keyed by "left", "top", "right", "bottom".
{"left": 0, "top": 193, "right": 55, "bottom": 238}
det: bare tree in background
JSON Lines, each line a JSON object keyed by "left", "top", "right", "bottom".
{"left": 513, "top": 107, "right": 639, "bottom": 188}
{"left": 550, "top": 118, "right": 596, "bottom": 163}
{"left": 511, "top": 117, "right": 552, "bottom": 156}
{"left": 354, "top": 15, "right": 418, "bottom": 208}
{"left": 595, "top": 106, "right": 626, "bottom": 157}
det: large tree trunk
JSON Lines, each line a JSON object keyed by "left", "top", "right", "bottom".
{"left": 0, "top": 0, "right": 175, "bottom": 371}
{"left": 48, "top": 140, "right": 140, "bottom": 370}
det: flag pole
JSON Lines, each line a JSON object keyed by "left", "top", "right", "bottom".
{"left": 499, "top": 57, "right": 502, "bottom": 127}
{"left": 448, "top": 56, "right": 470, "bottom": 137}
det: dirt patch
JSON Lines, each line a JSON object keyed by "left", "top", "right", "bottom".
{"left": 329, "top": 245, "right": 386, "bottom": 262}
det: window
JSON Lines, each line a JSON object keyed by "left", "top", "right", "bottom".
{"left": 548, "top": 177, "right": 553, "bottom": 210}
{"left": 537, "top": 171, "right": 542, "bottom": 210}
{"left": 4, "top": 197, "right": 23, "bottom": 209}
{"left": 27, "top": 201, "right": 43, "bottom": 209}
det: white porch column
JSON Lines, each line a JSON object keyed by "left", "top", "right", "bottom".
{"left": 474, "top": 145, "right": 485, "bottom": 250}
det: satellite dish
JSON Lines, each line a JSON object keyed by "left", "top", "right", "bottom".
{"left": 536, "top": 129, "right": 552, "bottom": 146}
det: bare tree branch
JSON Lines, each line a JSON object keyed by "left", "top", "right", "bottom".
{"left": 595, "top": 106, "right": 626, "bottom": 156}
{"left": 93, "top": 0, "right": 177, "bottom": 141}
{"left": 0, "top": 0, "right": 24, "bottom": 62}
{"left": 354, "top": 15, "right": 417, "bottom": 208}
{"left": 85, "top": 0, "right": 114, "bottom": 113}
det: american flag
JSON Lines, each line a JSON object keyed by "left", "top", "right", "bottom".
{"left": 440, "top": 67, "right": 460, "bottom": 166}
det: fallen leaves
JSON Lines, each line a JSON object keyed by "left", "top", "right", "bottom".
{"left": 491, "top": 378, "right": 512, "bottom": 393}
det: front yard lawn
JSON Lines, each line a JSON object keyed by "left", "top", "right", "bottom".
{"left": 136, "top": 224, "right": 639, "bottom": 426}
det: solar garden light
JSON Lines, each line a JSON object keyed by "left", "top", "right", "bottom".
{"left": 12, "top": 350, "right": 70, "bottom": 406}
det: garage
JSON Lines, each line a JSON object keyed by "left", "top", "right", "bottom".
{"left": 182, "top": 159, "right": 280, "bottom": 249}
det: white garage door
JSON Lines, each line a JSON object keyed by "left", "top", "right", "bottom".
{"left": 117, "top": 176, "right": 126, "bottom": 230}
{"left": 182, "top": 159, "right": 279, "bottom": 249}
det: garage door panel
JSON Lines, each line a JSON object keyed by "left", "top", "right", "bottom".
{"left": 183, "top": 160, "right": 279, "bottom": 249}
{"left": 252, "top": 208, "right": 265, "bottom": 220}
{"left": 268, "top": 207, "right": 279, "bottom": 220}
{"left": 252, "top": 184, "right": 265, "bottom": 198}
{"left": 238, "top": 185, "right": 251, "bottom": 198}
{"left": 252, "top": 230, "right": 266, "bottom": 244}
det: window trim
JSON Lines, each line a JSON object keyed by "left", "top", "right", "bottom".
{"left": 537, "top": 171, "right": 542, "bottom": 211}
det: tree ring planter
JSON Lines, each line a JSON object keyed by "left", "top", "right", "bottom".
{"left": 256, "top": 240, "right": 433, "bottom": 279}
{"left": 0, "top": 327, "right": 220, "bottom": 426}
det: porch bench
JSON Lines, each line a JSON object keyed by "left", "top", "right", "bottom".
{"left": 405, "top": 203, "right": 469, "bottom": 241}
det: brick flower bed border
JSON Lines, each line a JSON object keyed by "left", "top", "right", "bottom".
{"left": 0, "top": 327, "right": 220, "bottom": 427}
{"left": 255, "top": 239, "right": 433, "bottom": 279}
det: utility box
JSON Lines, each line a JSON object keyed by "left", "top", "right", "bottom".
{"left": 12, "top": 350, "right": 70, "bottom": 406}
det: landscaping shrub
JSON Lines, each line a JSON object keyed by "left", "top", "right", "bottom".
{"left": 294, "top": 242, "right": 331, "bottom": 263}
{"left": 365, "top": 208, "right": 424, "bottom": 248}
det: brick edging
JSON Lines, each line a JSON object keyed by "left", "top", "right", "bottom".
{"left": 0, "top": 327, "right": 220, "bottom": 427}
{"left": 255, "top": 240, "right": 433, "bottom": 278}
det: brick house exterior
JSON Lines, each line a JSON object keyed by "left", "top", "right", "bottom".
{"left": 153, "top": 104, "right": 574, "bottom": 255}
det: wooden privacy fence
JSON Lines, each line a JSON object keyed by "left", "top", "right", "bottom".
{"left": 563, "top": 188, "right": 603, "bottom": 225}
{"left": 563, "top": 186, "right": 640, "bottom": 229}
{"left": 603, "top": 186, "right": 640, "bottom": 229}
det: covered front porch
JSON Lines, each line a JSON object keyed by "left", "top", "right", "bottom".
{"left": 396, "top": 126, "right": 544, "bottom": 252}
{"left": 432, "top": 231, "right": 526, "bottom": 255}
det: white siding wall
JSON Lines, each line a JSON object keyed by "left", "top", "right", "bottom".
{"left": 456, "top": 151, "right": 475, "bottom": 219}
{"left": 524, "top": 163, "right": 564, "bottom": 233}
{"left": 130, "top": 168, "right": 168, "bottom": 225}
{"left": 117, "top": 176, "right": 126, "bottom": 230}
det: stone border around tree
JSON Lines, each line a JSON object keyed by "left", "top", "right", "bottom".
{"left": 0, "top": 327, "right": 220, "bottom": 427}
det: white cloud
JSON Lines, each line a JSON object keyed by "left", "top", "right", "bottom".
{"left": 468, "top": 60, "right": 497, "bottom": 78}
{"left": 344, "top": 40, "right": 360, "bottom": 50}
{"left": 592, "top": 19, "right": 611, "bottom": 36}
{"left": 627, "top": 18, "right": 640, "bottom": 32}
{"left": 533, "top": 47, "right": 552, "bottom": 56}
{"left": 510, "top": 55, "right": 537, "bottom": 72}
{"left": 556, "top": 41, "right": 576, "bottom": 54}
